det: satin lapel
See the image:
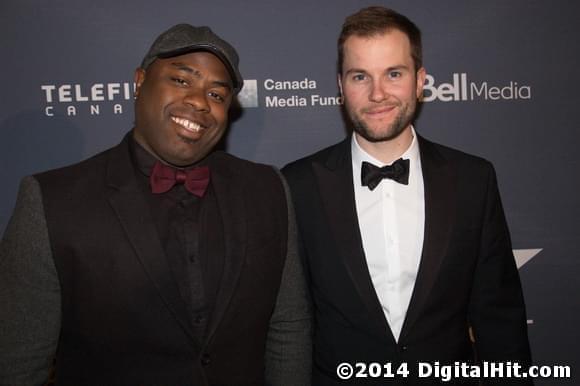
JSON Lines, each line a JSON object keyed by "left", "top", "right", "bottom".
{"left": 105, "top": 136, "right": 198, "bottom": 347}
{"left": 203, "top": 153, "right": 246, "bottom": 344}
{"left": 313, "top": 139, "right": 391, "bottom": 337}
{"left": 400, "top": 137, "right": 454, "bottom": 339}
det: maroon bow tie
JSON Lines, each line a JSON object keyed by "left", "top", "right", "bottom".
{"left": 149, "top": 161, "right": 210, "bottom": 197}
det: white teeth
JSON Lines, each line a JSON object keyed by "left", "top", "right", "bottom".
{"left": 171, "top": 116, "right": 202, "bottom": 133}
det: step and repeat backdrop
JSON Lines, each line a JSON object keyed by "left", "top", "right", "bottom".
{"left": 1, "top": 1, "right": 578, "bottom": 383}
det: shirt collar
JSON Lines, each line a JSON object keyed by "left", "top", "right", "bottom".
{"left": 129, "top": 132, "right": 212, "bottom": 177}
{"left": 129, "top": 134, "right": 157, "bottom": 177}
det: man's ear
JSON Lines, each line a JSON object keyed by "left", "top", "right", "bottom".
{"left": 416, "top": 67, "right": 426, "bottom": 100}
{"left": 337, "top": 73, "right": 343, "bottom": 97}
{"left": 134, "top": 68, "right": 146, "bottom": 99}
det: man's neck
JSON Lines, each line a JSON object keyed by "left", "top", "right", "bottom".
{"left": 354, "top": 126, "right": 414, "bottom": 165}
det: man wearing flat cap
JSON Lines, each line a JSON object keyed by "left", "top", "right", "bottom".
{"left": 0, "top": 24, "right": 311, "bottom": 386}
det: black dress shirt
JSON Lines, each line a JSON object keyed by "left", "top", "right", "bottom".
{"left": 129, "top": 137, "right": 224, "bottom": 341}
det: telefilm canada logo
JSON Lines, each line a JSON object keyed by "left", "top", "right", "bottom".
{"left": 41, "top": 82, "right": 135, "bottom": 117}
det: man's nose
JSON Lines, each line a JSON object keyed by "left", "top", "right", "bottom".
{"left": 369, "top": 79, "right": 388, "bottom": 103}
{"left": 183, "top": 88, "right": 210, "bottom": 112}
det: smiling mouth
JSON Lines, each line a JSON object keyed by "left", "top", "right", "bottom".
{"left": 171, "top": 116, "right": 205, "bottom": 133}
{"left": 365, "top": 104, "right": 398, "bottom": 116}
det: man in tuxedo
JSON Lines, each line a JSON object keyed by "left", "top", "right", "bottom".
{"left": 0, "top": 24, "right": 311, "bottom": 385}
{"left": 283, "top": 7, "right": 531, "bottom": 385}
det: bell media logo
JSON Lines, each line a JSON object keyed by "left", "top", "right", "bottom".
{"left": 423, "top": 73, "right": 531, "bottom": 102}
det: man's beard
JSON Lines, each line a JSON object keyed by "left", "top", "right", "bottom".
{"left": 347, "top": 99, "right": 416, "bottom": 143}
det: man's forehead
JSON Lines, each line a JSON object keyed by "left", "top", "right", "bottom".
{"left": 345, "top": 29, "right": 411, "bottom": 48}
{"left": 158, "top": 52, "right": 232, "bottom": 81}
{"left": 343, "top": 31, "right": 412, "bottom": 61}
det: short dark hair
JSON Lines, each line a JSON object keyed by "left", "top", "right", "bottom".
{"left": 338, "top": 6, "right": 422, "bottom": 74}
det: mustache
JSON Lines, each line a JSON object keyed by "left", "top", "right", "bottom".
{"left": 360, "top": 101, "right": 402, "bottom": 113}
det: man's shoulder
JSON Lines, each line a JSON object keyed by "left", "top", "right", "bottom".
{"left": 209, "top": 151, "right": 285, "bottom": 192}
{"left": 282, "top": 138, "right": 348, "bottom": 176}
{"left": 419, "top": 136, "right": 494, "bottom": 171}
{"left": 210, "top": 151, "right": 277, "bottom": 176}
{"left": 33, "top": 141, "right": 125, "bottom": 189}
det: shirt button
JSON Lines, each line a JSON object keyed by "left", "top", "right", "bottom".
{"left": 194, "top": 315, "right": 205, "bottom": 325}
{"left": 400, "top": 345, "right": 408, "bottom": 352}
{"left": 201, "top": 353, "right": 211, "bottom": 366}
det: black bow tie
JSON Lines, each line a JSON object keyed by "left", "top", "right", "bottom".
{"left": 361, "top": 159, "right": 410, "bottom": 190}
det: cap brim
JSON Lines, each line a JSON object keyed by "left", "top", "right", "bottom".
{"left": 156, "top": 45, "right": 240, "bottom": 92}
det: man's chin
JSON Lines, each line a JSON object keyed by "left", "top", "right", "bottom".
{"left": 353, "top": 125, "right": 407, "bottom": 143}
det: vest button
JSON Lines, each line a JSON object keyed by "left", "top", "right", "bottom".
{"left": 201, "top": 353, "right": 211, "bottom": 366}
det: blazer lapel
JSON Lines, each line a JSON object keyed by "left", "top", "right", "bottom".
{"left": 313, "top": 138, "right": 392, "bottom": 338}
{"left": 105, "top": 136, "right": 198, "bottom": 347}
{"left": 203, "top": 153, "right": 247, "bottom": 345}
{"left": 400, "top": 136, "right": 454, "bottom": 339}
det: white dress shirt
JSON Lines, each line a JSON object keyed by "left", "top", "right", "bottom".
{"left": 351, "top": 128, "right": 425, "bottom": 341}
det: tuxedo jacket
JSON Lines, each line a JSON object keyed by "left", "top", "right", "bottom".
{"left": 282, "top": 135, "right": 531, "bottom": 385}
{"left": 0, "top": 134, "right": 311, "bottom": 386}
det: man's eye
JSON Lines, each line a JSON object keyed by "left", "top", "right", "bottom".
{"left": 171, "top": 77, "right": 188, "bottom": 86}
{"left": 209, "top": 91, "right": 224, "bottom": 102}
{"left": 352, "top": 74, "right": 366, "bottom": 81}
{"left": 389, "top": 71, "right": 402, "bottom": 79}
